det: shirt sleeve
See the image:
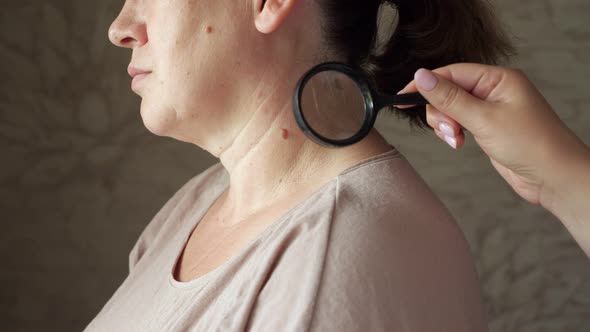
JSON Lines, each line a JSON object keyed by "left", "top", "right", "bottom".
{"left": 308, "top": 199, "right": 488, "bottom": 332}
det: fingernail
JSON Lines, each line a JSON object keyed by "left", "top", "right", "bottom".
{"left": 439, "top": 122, "right": 455, "bottom": 137}
{"left": 415, "top": 69, "right": 438, "bottom": 91}
{"left": 444, "top": 135, "right": 457, "bottom": 149}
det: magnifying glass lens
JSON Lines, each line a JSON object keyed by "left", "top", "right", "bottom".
{"left": 300, "top": 70, "right": 367, "bottom": 141}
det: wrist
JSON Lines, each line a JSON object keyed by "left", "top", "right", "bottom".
{"left": 540, "top": 140, "right": 590, "bottom": 224}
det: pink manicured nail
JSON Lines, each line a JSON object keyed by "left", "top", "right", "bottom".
{"left": 439, "top": 122, "right": 455, "bottom": 137}
{"left": 415, "top": 69, "right": 438, "bottom": 91}
{"left": 444, "top": 136, "right": 457, "bottom": 149}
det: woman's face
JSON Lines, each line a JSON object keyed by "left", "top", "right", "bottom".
{"left": 108, "top": 0, "right": 281, "bottom": 152}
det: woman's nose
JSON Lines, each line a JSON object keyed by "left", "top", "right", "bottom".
{"left": 108, "top": 10, "right": 148, "bottom": 48}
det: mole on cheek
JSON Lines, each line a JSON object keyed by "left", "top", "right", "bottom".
{"left": 206, "top": 26, "right": 213, "bottom": 34}
{"left": 281, "top": 128, "right": 289, "bottom": 140}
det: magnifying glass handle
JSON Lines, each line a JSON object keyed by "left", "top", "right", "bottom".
{"left": 379, "top": 92, "right": 429, "bottom": 107}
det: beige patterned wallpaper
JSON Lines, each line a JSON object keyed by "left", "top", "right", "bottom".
{"left": 1, "top": 0, "right": 589, "bottom": 331}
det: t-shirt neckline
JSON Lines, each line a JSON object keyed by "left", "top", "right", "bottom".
{"left": 167, "top": 145, "right": 401, "bottom": 289}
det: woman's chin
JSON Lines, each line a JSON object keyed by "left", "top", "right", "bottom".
{"left": 139, "top": 102, "right": 178, "bottom": 137}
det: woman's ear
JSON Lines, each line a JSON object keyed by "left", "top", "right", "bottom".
{"left": 254, "top": 0, "right": 297, "bottom": 34}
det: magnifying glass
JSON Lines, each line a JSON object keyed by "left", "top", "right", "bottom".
{"left": 293, "top": 62, "right": 429, "bottom": 148}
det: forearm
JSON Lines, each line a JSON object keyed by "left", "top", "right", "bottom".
{"left": 543, "top": 142, "right": 590, "bottom": 257}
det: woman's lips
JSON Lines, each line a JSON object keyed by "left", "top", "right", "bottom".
{"left": 131, "top": 73, "right": 150, "bottom": 90}
{"left": 128, "top": 66, "right": 152, "bottom": 91}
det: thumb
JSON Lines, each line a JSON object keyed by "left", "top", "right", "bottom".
{"left": 414, "top": 68, "right": 489, "bottom": 131}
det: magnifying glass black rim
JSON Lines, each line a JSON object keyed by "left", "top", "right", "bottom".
{"left": 293, "top": 62, "right": 377, "bottom": 148}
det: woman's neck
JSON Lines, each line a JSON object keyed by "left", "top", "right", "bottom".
{"left": 216, "top": 98, "right": 392, "bottom": 226}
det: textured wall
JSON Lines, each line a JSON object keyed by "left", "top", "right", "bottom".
{"left": 1, "top": 0, "right": 589, "bottom": 331}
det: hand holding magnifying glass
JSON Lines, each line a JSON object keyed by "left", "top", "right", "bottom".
{"left": 293, "top": 62, "right": 590, "bottom": 259}
{"left": 297, "top": 62, "right": 590, "bottom": 259}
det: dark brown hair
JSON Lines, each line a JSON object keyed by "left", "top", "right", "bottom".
{"left": 317, "top": 0, "right": 515, "bottom": 127}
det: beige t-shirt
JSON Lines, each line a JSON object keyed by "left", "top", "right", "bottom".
{"left": 84, "top": 148, "right": 487, "bottom": 332}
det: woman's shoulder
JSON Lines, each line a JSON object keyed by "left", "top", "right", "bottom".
{"left": 254, "top": 151, "right": 485, "bottom": 331}
{"left": 335, "top": 150, "right": 454, "bottom": 225}
{"left": 307, "top": 152, "right": 486, "bottom": 331}
{"left": 330, "top": 150, "right": 474, "bottom": 276}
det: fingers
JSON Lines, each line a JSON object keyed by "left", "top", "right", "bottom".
{"left": 427, "top": 105, "right": 465, "bottom": 149}
{"left": 396, "top": 63, "right": 527, "bottom": 148}
{"left": 433, "top": 125, "right": 465, "bottom": 149}
{"left": 397, "top": 63, "right": 514, "bottom": 110}
{"left": 430, "top": 63, "right": 506, "bottom": 100}
{"left": 413, "top": 68, "right": 491, "bottom": 132}
{"left": 427, "top": 106, "right": 462, "bottom": 135}
{"left": 400, "top": 63, "right": 509, "bottom": 98}
{"left": 395, "top": 97, "right": 467, "bottom": 150}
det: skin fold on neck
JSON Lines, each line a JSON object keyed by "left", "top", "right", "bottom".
{"left": 215, "top": 84, "right": 393, "bottom": 227}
